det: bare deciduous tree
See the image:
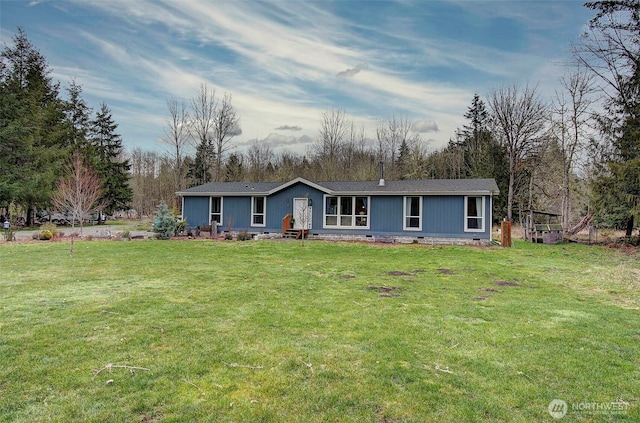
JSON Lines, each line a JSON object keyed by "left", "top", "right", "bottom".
{"left": 247, "top": 141, "right": 274, "bottom": 182}
{"left": 52, "top": 151, "right": 103, "bottom": 253}
{"left": 488, "top": 84, "right": 547, "bottom": 221}
{"left": 189, "top": 83, "right": 218, "bottom": 184}
{"left": 312, "top": 108, "right": 348, "bottom": 180}
{"left": 376, "top": 115, "right": 415, "bottom": 177}
{"left": 212, "top": 92, "right": 240, "bottom": 182}
{"left": 550, "top": 69, "right": 596, "bottom": 229}
{"left": 163, "top": 96, "right": 191, "bottom": 204}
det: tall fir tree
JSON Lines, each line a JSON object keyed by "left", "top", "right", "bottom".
{"left": 453, "top": 94, "right": 510, "bottom": 222}
{"left": 579, "top": 1, "right": 640, "bottom": 234}
{"left": 89, "top": 103, "right": 132, "bottom": 217}
{"left": 64, "top": 80, "right": 91, "bottom": 149}
{"left": 224, "top": 153, "right": 244, "bottom": 182}
{"left": 188, "top": 139, "right": 215, "bottom": 186}
{"left": 0, "top": 27, "right": 67, "bottom": 224}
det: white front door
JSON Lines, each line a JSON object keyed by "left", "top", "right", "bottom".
{"left": 293, "top": 198, "right": 312, "bottom": 229}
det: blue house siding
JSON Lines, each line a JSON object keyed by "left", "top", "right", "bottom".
{"left": 309, "top": 195, "right": 492, "bottom": 239}
{"left": 424, "top": 196, "right": 464, "bottom": 235}
{"left": 264, "top": 183, "right": 325, "bottom": 230}
{"left": 183, "top": 197, "right": 209, "bottom": 228}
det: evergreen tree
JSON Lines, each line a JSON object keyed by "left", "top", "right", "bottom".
{"left": 224, "top": 153, "right": 245, "bottom": 182}
{"left": 64, "top": 80, "right": 92, "bottom": 149}
{"left": 578, "top": 1, "right": 640, "bottom": 234}
{"left": 188, "top": 139, "right": 215, "bottom": 186}
{"left": 0, "top": 27, "right": 67, "bottom": 224}
{"left": 152, "top": 201, "right": 176, "bottom": 240}
{"left": 396, "top": 139, "right": 410, "bottom": 180}
{"left": 89, "top": 103, "right": 133, "bottom": 217}
{"left": 449, "top": 95, "right": 510, "bottom": 222}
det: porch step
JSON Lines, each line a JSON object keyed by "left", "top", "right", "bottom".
{"left": 283, "top": 229, "right": 308, "bottom": 239}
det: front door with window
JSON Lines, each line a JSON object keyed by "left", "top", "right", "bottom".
{"left": 293, "top": 198, "right": 312, "bottom": 229}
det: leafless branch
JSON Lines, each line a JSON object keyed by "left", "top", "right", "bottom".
{"left": 92, "top": 363, "right": 151, "bottom": 379}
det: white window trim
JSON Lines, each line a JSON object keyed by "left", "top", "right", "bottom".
{"left": 323, "top": 195, "right": 370, "bottom": 229}
{"left": 464, "top": 196, "right": 485, "bottom": 232}
{"left": 210, "top": 196, "right": 223, "bottom": 226}
{"left": 251, "top": 196, "right": 266, "bottom": 227}
{"left": 403, "top": 196, "right": 422, "bottom": 231}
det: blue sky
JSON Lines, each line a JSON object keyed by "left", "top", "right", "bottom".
{"left": 1, "top": 0, "right": 593, "bottom": 156}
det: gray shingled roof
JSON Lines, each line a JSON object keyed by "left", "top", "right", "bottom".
{"left": 179, "top": 181, "right": 282, "bottom": 194}
{"left": 320, "top": 178, "right": 499, "bottom": 194}
{"left": 178, "top": 177, "right": 499, "bottom": 196}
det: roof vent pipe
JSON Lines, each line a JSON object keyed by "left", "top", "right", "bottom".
{"left": 378, "top": 161, "right": 386, "bottom": 187}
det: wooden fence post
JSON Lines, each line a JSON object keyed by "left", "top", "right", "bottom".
{"left": 501, "top": 220, "right": 512, "bottom": 247}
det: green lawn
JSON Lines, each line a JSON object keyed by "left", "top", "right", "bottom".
{"left": 0, "top": 239, "right": 638, "bottom": 422}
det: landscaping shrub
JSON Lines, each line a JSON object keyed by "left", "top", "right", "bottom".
{"left": 39, "top": 222, "right": 60, "bottom": 239}
{"left": 175, "top": 219, "right": 186, "bottom": 236}
{"left": 152, "top": 201, "right": 176, "bottom": 240}
{"left": 237, "top": 230, "right": 252, "bottom": 241}
{"left": 39, "top": 229, "right": 53, "bottom": 240}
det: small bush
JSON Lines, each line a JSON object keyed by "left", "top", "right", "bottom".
{"left": 175, "top": 220, "right": 186, "bottom": 236}
{"left": 39, "top": 230, "right": 53, "bottom": 240}
{"left": 237, "top": 231, "right": 252, "bottom": 241}
{"left": 40, "top": 223, "right": 60, "bottom": 239}
{"left": 121, "top": 230, "right": 131, "bottom": 240}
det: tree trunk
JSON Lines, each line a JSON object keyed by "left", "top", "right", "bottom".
{"left": 561, "top": 160, "right": 572, "bottom": 231}
{"left": 507, "top": 157, "right": 515, "bottom": 221}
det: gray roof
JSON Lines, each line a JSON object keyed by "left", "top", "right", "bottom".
{"left": 177, "top": 177, "right": 499, "bottom": 196}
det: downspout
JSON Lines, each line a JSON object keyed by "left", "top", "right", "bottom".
{"left": 489, "top": 191, "right": 493, "bottom": 240}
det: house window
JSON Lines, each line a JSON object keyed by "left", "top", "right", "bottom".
{"left": 465, "top": 196, "right": 484, "bottom": 232}
{"left": 252, "top": 196, "right": 266, "bottom": 227}
{"left": 324, "top": 196, "right": 369, "bottom": 229}
{"left": 403, "top": 196, "right": 422, "bottom": 231}
{"left": 210, "top": 197, "right": 222, "bottom": 225}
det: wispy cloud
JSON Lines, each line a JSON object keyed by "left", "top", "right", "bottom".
{"left": 412, "top": 120, "right": 439, "bottom": 133}
{"left": 2, "top": 0, "right": 592, "bottom": 154}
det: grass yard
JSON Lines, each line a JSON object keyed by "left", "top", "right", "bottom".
{"left": 0, "top": 239, "right": 638, "bottom": 422}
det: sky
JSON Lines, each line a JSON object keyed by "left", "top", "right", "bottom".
{"left": 1, "top": 0, "right": 594, "bottom": 156}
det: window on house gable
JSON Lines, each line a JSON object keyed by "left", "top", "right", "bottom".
{"left": 211, "top": 197, "right": 222, "bottom": 225}
{"left": 324, "top": 195, "right": 369, "bottom": 229}
{"left": 465, "top": 196, "right": 484, "bottom": 232}
{"left": 404, "top": 196, "right": 422, "bottom": 231}
{"left": 252, "top": 196, "right": 266, "bottom": 227}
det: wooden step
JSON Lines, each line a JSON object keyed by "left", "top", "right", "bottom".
{"left": 283, "top": 229, "right": 308, "bottom": 239}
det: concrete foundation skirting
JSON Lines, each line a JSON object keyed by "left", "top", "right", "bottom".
{"left": 305, "top": 233, "right": 488, "bottom": 245}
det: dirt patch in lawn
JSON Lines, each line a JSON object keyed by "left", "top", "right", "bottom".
{"left": 480, "top": 288, "right": 502, "bottom": 293}
{"left": 387, "top": 271, "right": 414, "bottom": 277}
{"left": 494, "top": 280, "right": 520, "bottom": 287}
{"left": 436, "top": 268, "right": 455, "bottom": 275}
{"left": 368, "top": 286, "right": 404, "bottom": 297}
{"left": 472, "top": 295, "right": 490, "bottom": 301}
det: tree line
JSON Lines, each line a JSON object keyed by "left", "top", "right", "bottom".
{"left": 3, "top": 1, "right": 639, "bottom": 235}
{"left": 1, "top": 28, "right": 131, "bottom": 227}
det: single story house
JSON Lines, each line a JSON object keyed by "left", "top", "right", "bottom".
{"left": 177, "top": 177, "right": 499, "bottom": 244}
